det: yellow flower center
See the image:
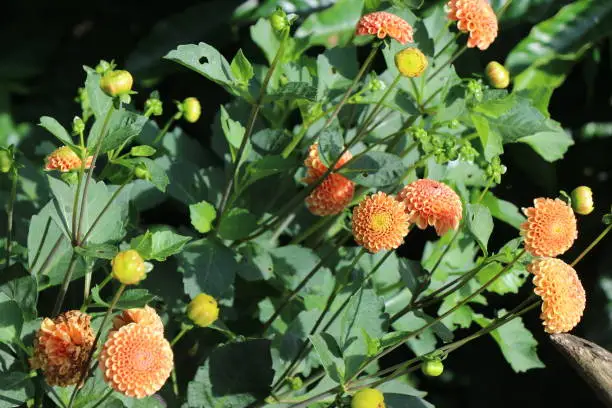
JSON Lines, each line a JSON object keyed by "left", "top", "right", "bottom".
{"left": 370, "top": 212, "right": 392, "bottom": 233}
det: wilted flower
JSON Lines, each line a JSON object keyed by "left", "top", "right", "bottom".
{"left": 485, "top": 61, "right": 510, "bottom": 89}
{"left": 99, "top": 323, "right": 173, "bottom": 398}
{"left": 30, "top": 310, "right": 94, "bottom": 386}
{"left": 447, "top": 0, "right": 498, "bottom": 50}
{"left": 45, "top": 146, "right": 93, "bottom": 172}
{"left": 111, "top": 249, "right": 146, "bottom": 285}
{"left": 352, "top": 192, "right": 410, "bottom": 253}
{"left": 352, "top": 388, "right": 386, "bottom": 408}
{"left": 570, "top": 186, "right": 594, "bottom": 215}
{"left": 520, "top": 198, "right": 577, "bottom": 257}
{"left": 395, "top": 48, "right": 428, "bottom": 78}
{"left": 112, "top": 305, "right": 164, "bottom": 334}
{"left": 527, "top": 257, "right": 586, "bottom": 334}
{"left": 396, "top": 179, "right": 463, "bottom": 236}
{"left": 356, "top": 11, "right": 414, "bottom": 44}
{"left": 187, "top": 293, "right": 220, "bottom": 327}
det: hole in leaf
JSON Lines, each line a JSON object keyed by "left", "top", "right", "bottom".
{"left": 361, "top": 172, "right": 369, "bottom": 177}
{"left": 331, "top": 67, "right": 337, "bottom": 74}
{"left": 198, "top": 56, "right": 209, "bottom": 65}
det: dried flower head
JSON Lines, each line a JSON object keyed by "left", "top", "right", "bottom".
{"left": 395, "top": 47, "right": 428, "bottom": 78}
{"left": 447, "top": 0, "right": 498, "bottom": 50}
{"left": 44, "top": 146, "right": 93, "bottom": 172}
{"left": 304, "top": 143, "right": 355, "bottom": 216}
{"left": 528, "top": 258, "right": 586, "bottom": 334}
{"left": 99, "top": 323, "right": 174, "bottom": 398}
{"left": 352, "top": 192, "right": 410, "bottom": 253}
{"left": 30, "top": 310, "right": 94, "bottom": 386}
{"left": 112, "top": 305, "right": 164, "bottom": 334}
{"left": 356, "top": 11, "right": 414, "bottom": 44}
{"left": 396, "top": 179, "right": 462, "bottom": 236}
{"left": 520, "top": 198, "right": 577, "bottom": 257}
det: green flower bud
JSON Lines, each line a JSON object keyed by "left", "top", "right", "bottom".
{"left": 95, "top": 60, "right": 114, "bottom": 75}
{"left": 467, "top": 79, "right": 483, "bottom": 102}
{"left": 571, "top": 186, "right": 594, "bottom": 215}
{"left": 72, "top": 117, "right": 85, "bottom": 135}
{"left": 352, "top": 388, "right": 385, "bottom": 408}
{"left": 182, "top": 97, "right": 201, "bottom": 123}
{"left": 100, "top": 70, "right": 134, "bottom": 97}
{"left": 134, "top": 163, "right": 151, "bottom": 181}
{"left": 485, "top": 61, "right": 510, "bottom": 89}
{"left": 288, "top": 376, "right": 303, "bottom": 391}
{"left": 422, "top": 359, "right": 444, "bottom": 377}
{"left": 187, "top": 293, "right": 219, "bottom": 327}
{"left": 449, "top": 119, "right": 461, "bottom": 129}
{"left": 270, "top": 8, "right": 289, "bottom": 33}
{"left": 145, "top": 97, "right": 163, "bottom": 117}
{"left": 0, "top": 149, "right": 13, "bottom": 173}
{"left": 60, "top": 171, "right": 79, "bottom": 185}
{"left": 111, "top": 249, "right": 146, "bottom": 285}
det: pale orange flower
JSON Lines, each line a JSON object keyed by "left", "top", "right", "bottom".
{"left": 304, "top": 143, "right": 355, "bottom": 216}
{"left": 352, "top": 192, "right": 410, "bottom": 253}
{"left": 112, "top": 305, "right": 164, "bottom": 334}
{"left": 44, "top": 146, "right": 93, "bottom": 172}
{"left": 527, "top": 258, "right": 586, "bottom": 334}
{"left": 447, "top": 0, "right": 498, "bottom": 50}
{"left": 30, "top": 310, "right": 94, "bottom": 386}
{"left": 99, "top": 323, "right": 173, "bottom": 398}
{"left": 396, "top": 179, "right": 462, "bottom": 236}
{"left": 520, "top": 198, "right": 577, "bottom": 257}
{"left": 356, "top": 11, "right": 414, "bottom": 44}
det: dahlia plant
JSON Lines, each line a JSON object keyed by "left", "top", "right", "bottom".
{"left": 0, "top": 0, "right": 609, "bottom": 407}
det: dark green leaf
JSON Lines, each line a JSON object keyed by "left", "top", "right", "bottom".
{"left": 265, "top": 82, "right": 318, "bottom": 102}
{"left": 309, "top": 333, "right": 345, "bottom": 384}
{"left": 243, "top": 155, "right": 296, "bottom": 190}
{"left": 237, "top": 242, "right": 273, "bottom": 281}
{"left": 139, "top": 157, "right": 169, "bottom": 192}
{"left": 384, "top": 393, "right": 434, "bottom": 408}
{"left": 318, "top": 129, "right": 344, "bottom": 168}
{"left": 84, "top": 67, "right": 113, "bottom": 119}
{"left": 218, "top": 208, "right": 258, "bottom": 240}
{"left": 466, "top": 204, "right": 493, "bottom": 256}
{"left": 251, "top": 129, "right": 288, "bottom": 156}
{"left": 74, "top": 243, "right": 118, "bottom": 260}
{"left": 340, "top": 152, "right": 406, "bottom": 187}
{"left": 87, "top": 109, "right": 148, "bottom": 154}
{"left": 0, "top": 263, "right": 37, "bottom": 321}
{"left": 39, "top": 116, "right": 73, "bottom": 146}
{"left": 92, "top": 287, "right": 157, "bottom": 309}
{"left": 0, "top": 293, "right": 22, "bottom": 343}
{"left": 220, "top": 105, "right": 246, "bottom": 150}
{"left": 0, "top": 371, "right": 35, "bottom": 407}
{"left": 481, "top": 192, "right": 526, "bottom": 229}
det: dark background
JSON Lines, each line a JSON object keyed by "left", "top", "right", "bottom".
{"left": 1, "top": 0, "right": 610, "bottom": 407}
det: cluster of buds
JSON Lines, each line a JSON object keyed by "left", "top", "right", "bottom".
{"left": 484, "top": 156, "right": 507, "bottom": 184}
{"left": 466, "top": 79, "right": 484, "bottom": 103}
{"left": 411, "top": 127, "right": 474, "bottom": 165}
{"left": 144, "top": 92, "right": 163, "bottom": 117}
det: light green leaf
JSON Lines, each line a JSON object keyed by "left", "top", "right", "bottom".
{"left": 309, "top": 333, "right": 345, "bottom": 384}
{"left": 0, "top": 371, "right": 35, "bottom": 407}
{"left": 295, "top": 0, "right": 365, "bottom": 48}
{"left": 0, "top": 263, "right": 37, "bottom": 321}
{"left": 340, "top": 152, "right": 407, "bottom": 187}
{"left": 218, "top": 208, "right": 258, "bottom": 240}
{"left": 130, "top": 145, "right": 156, "bottom": 157}
{"left": 265, "top": 82, "right": 318, "bottom": 102}
{"left": 189, "top": 200, "right": 217, "bottom": 234}
{"left": 74, "top": 243, "right": 118, "bottom": 260}
{"left": 39, "top": 116, "right": 74, "bottom": 146}
{"left": 237, "top": 242, "right": 273, "bottom": 281}
{"left": 220, "top": 105, "right": 246, "bottom": 149}
{"left": 519, "top": 130, "right": 574, "bottom": 162}
{"left": 250, "top": 18, "right": 281, "bottom": 65}
{"left": 130, "top": 228, "right": 192, "bottom": 261}
{"left": 481, "top": 192, "right": 525, "bottom": 229}
{"left": 138, "top": 157, "right": 169, "bottom": 192}
{"left": 476, "top": 262, "right": 528, "bottom": 295}
{"left": 92, "top": 287, "right": 157, "bottom": 309}
{"left": 84, "top": 67, "right": 113, "bottom": 119}
{"left": 230, "top": 49, "right": 254, "bottom": 87}
{"left": 466, "top": 204, "right": 493, "bottom": 256}
{"left": 0, "top": 293, "right": 22, "bottom": 343}
{"left": 87, "top": 109, "right": 148, "bottom": 154}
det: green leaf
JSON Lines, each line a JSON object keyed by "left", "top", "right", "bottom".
{"left": 189, "top": 200, "right": 217, "bottom": 234}
{"left": 250, "top": 18, "right": 281, "bottom": 65}
{"left": 230, "top": 49, "right": 254, "bottom": 87}
{"left": 251, "top": 129, "right": 288, "bottom": 156}
{"left": 0, "top": 371, "right": 35, "bottom": 407}
{"left": 265, "top": 82, "right": 318, "bottom": 102}
{"left": 481, "top": 192, "right": 525, "bottom": 229}
{"left": 84, "top": 67, "right": 113, "bottom": 119}
{"left": 138, "top": 157, "right": 169, "bottom": 192}
{"left": 519, "top": 130, "right": 574, "bottom": 162}
{"left": 51, "top": 365, "right": 117, "bottom": 408}
{"left": 220, "top": 105, "right": 246, "bottom": 150}
{"left": 466, "top": 204, "right": 493, "bottom": 256}
{"left": 237, "top": 242, "right": 273, "bottom": 281}
{"left": 398, "top": 258, "right": 426, "bottom": 294}
{"left": 309, "top": 333, "right": 345, "bottom": 384}
{"left": 340, "top": 152, "right": 406, "bottom": 187}
{"left": 476, "top": 262, "right": 528, "bottom": 295}
{"left": 39, "top": 116, "right": 74, "bottom": 146}
{"left": 178, "top": 238, "right": 238, "bottom": 300}
{"left": 218, "top": 208, "right": 258, "bottom": 240}
{"left": 187, "top": 340, "right": 273, "bottom": 407}
{"left": 0, "top": 264, "right": 37, "bottom": 321}
{"left": 384, "top": 393, "right": 434, "bottom": 408}
{"left": 130, "top": 145, "right": 156, "bottom": 157}
{"left": 0, "top": 293, "right": 22, "bottom": 343}
{"left": 318, "top": 129, "right": 344, "bottom": 168}
{"left": 242, "top": 155, "right": 296, "bottom": 190}
{"left": 295, "top": 0, "right": 365, "bottom": 48}
{"left": 269, "top": 245, "right": 331, "bottom": 297}
{"left": 474, "top": 311, "right": 545, "bottom": 372}
{"left": 130, "top": 228, "right": 191, "bottom": 261}
{"left": 93, "top": 287, "right": 156, "bottom": 309}
{"left": 87, "top": 109, "right": 148, "bottom": 154}
{"left": 74, "top": 243, "right": 118, "bottom": 260}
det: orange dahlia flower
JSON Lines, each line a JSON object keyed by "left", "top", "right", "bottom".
{"left": 30, "top": 310, "right": 94, "bottom": 386}
{"left": 447, "top": 0, "right": 498, "bottom": 50}
{"left": 356, "top": 11, "right": 414, "bottom": 44}
{"left": 44, "top": 146, "right": 93, "bottom": 172}
{"left": 112, "top": 305, "right": 164, "bottom": 334}
{"left": 304, "top": 143, "right": 355, "bottom": 216}
{"left": 396, "top": 179, "right": 462, "bottom": 236}
{"left": 520, "top": 198, "right": 577, "bottom": 257}
{"left": 352, "top": 192, "right": 410, "bottom": 253}
{"left": 527, "top": 258, "right": 586, "bottom": 334}
{"left": 99, "top": 323, "right": 174, "bottom": 398}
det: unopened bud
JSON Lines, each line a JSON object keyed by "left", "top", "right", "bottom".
{"left": 111, "top": 249, "right": 146, "bottom": 285}
{"left": 270, "top": 8, "right": 289, "bottom": 33}
{"left": 100, "top": 70, "right": 134, "bottom": 97}
{"left": 571, "top": 186, "right": 594, "bottom": 215}
{"left": 485, "top": 61, "right": 510, "bottom": 89}
{"left": 395, "top": 48, "right": 428, "bottom": 78}
{"left": 182, "top": 97, "right": 201, "bottom": 123}
{"left": 134, "top": 163, "right": 151, "bottom": 180}
{"left": 422, "top": 359, "right": 444, "bottom": 377}
{"left": 72, "top": 117, "right": 85, "bottom": 135}
{"left": 187, "top": 293, "right": 219, "bottom": 327}
{"left": 145, "top": 98, "right": 163, "bottom": 117}
{"left": 352, "top": 388, "right": 385, "bottom": 408}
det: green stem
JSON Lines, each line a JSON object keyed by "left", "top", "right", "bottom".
{"left": 152, "top": 116, "right": 176, "bottom": 146}
{"left": 170, "top": 325, "right": 193, "bottom": 347}
{"left": 80, "top": 180, "right": 131, "bottom": 245}
{"left": 289, "top": 216, "right": 334, "bottom": 246}
{"left": 52, "top": 253, "right": 79, "bottom": 316}
{"left": 68, "top": 284, "right": 126, "bottom": 408}
{"left": 91, "top": 389, "right": 114, "bottom": 408}
{"left": 34, "top": 236, "right": 64, "bottom": 277}
{"left": 81, "top": 274, "right": 112, "bottom": 312}
{"left": 4, "top": 169, "right": 17, "bottom": 269}
{"left": 71, "top": 165, "right": 85, "bottom": 245}
{"left": 76, "top": 104, "right": 115, "bottom": 243}
{"left": 571, "top": 224, "right": 612, "bottom": 267}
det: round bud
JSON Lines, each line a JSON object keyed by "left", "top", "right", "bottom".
{"left": 187, "top": 293, "right": 219, "bottom": 327}
{"left": 111, "top": 249, "right": 146, "bottom": 285}
{"left": 288, "top": 376, "right": 303, "bottom": 390}
{"left": 351, "top": 388, "right": 385, "bottom": 408}
{"left": 571, "top": 186, "right": 594, "bottom": 215}
{"left": 270, "top": 8, "right": 289, "bottom": 33}
{"left": 0, "top": 150, "right": 12, "bottom": 173}
{"left": 134, "top": 163, "right": 151, "bottom": 181}
{"left": 485, "top": 61, "right": 510, "bottom": 89}
{"left": 395, "top": 48, "right": 428, "bottom": 78}
{"left": 100, "top": 70, "right": 134, "bottom": 97}
{"left": 145, "top": 98, "right": 163, "bottom": 117}
{"left": 72, "top": 117, "right": 85, "bottom": 135}
{"left": 422, "top": 359, "right": 444, "bottom": 377}
{"left": 182, "top": 97, "right": 201, "bottom": 123}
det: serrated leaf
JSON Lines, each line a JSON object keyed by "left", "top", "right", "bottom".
{"left": 138, "top": 157, "right": 169, "bottom": 192}
{"left": 218, "top": 208, "right": 258, "bottom": 240}
{"left": 130, "top": 228, "right": 191, "bottom": 261}
{"left": 476, "top": 262, "right": 528, "bottom": 295}
{"left": 219, "top": 105, "right": 246, "bottom": 150}
{"left": 318, "top": 129, "right": 344, "bottom": 168}
{"left": 340, "top": 152, "right": 406, "bottom": 187}
{"left": 237, "top": 242, "right": 273, "bottom": 281}
{"left": 309, "top": 333, "right": 345, "bottom": 384}
{"left": 242, "top": 155, "right": 296, "bottom": 190}
{"left": 189, "top": 200, "right": 217, "bottom": 234}
{"left": 92, "top": 287, "right": 156, "bottom": 309}
{"left": 87, "top": 109, "right": 148, "bottom": 154}
{"left": 466, "top": 203, "right": 493, "bottom": 256}
{"left": 0, "top": 264, "right": 37, "bottom": 321}
{"left": 251, "top": 129, "right": 288, "bottom": 156}
{"left": 0, "top": 292, "right": 22, "bottom": 343}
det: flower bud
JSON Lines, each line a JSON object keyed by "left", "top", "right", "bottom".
{"left": 134, "top": 163, "right": 151, "bottom": 180}
{"left": 182, "top": 97, "right": 201, "bottom": 123}
{"left": 95, "top": 60, "right": 113, "bottom": 75}
{"left": 571, "top": 186, "right": 594, "bottom": 215}
{"left": 485, "top": 61, "right": 510, "bottom": 89}
{"left": 100, "top": 70, "right": 134, "bottom": 97}
{"left": 0, "top": 149, "right": 12, "bottom": 173}
{"left": 422, "top": 359, "right": 444, "bottom": 377}
{"left": 111, "top": 250, "right": 146, "bottom": 285}
{"left": 145, "top": 98, "right": 163, "bottom": 117}
{"left": 270, "top": 8, "right": 289, "bottom": 33}
{"left": 395, "top": 48, "right": 428, "bottom": 78}
{"left": 352, "top": 388, "right": 385, "bottom": 408}
{"left": 187, "top": 293, "right": 219, "bottom": 327}
{"left": 72, "top": 117, "right": 85, "bottom": 135}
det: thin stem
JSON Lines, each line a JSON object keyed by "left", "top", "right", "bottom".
{"left": 80, "top": 181, "right": 130, "bottom": 245}
{"left": 289, "top": 216, "right": 334, "bottom": 246}
{"left": 427, "top": 45, "right": 468, "bottom": 83}
{"left": 571, "top": 224, "right": 612, "bottom": 267}
{"left": 71, "top": 156, "right": 87, "bottom": 245}
{"left": 34, "top": 236, "right": 64, "bottom": 277}
{"left": 52, "top": 253, "right": 79, "bottom": 316}
{"left": 90, "top": 389, "right": 114, "bottom": 408}
{"left": 81, "top": 274, "right": 112, "bottom": 312}
{"left": 68, "top": 284, "right": 126, "bottom": 408}
{"left": 170, "top": 325, "right": 193, "bottom": 347}
{"left": 4, "top": 169, "right": 17, "bottom": 269}
{"left": 76, "top": 104, "right": 115, "bottom": 242}
{"left": 152, "top": 116, "right": 176, "bottom": 146}
{"left": 477, "top": 178, "right": 493, "bottom": 203}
